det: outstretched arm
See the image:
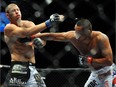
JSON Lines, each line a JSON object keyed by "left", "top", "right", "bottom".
{"left": 4, "top": 22, "right": 47, "bottom": 38}
{"left": 33, "top": 31, "right": 74, "bottom": 42}
{"left": 4, "top": 13, "right": 64, "bottom": 38}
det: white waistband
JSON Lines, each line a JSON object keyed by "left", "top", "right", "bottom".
{"left": 92, "top": 64, "right": 114, "bottom": 74}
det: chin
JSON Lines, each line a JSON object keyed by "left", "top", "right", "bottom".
{"left": 16, "top": 15, "right": 21, "bottom": 19}
{"left": 16, "top": 18, "right": 21, "bottom": 21}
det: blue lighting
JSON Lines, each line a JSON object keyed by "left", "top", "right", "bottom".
{"left": 0, "top": 12, "right": 10, "bottom": 32}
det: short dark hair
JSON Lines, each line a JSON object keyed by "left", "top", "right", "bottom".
{"left": 76, "top": 19, "right": 92, "bottom": 31}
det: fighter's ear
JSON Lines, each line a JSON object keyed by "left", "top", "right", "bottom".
{"left": 88, "top": 30, "right": 91, "bottom": 33}
{"left": 88, "top": 30, "right": 92, "bottom": 34}
{"left": 85, "top": 29, "right": 91, "bottom": 35}
{"left": 6, "top": 13, "right": 9, "bottom": 19}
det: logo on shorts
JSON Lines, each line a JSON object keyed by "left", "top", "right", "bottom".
{"left": 87, "top": 80, "right": 98, "bottom": 87}
{"left": 12, "top": 64, "right": 27, "bottom": 74}
{"left": 9, "top": 77, "right": 26, "bottom": 86}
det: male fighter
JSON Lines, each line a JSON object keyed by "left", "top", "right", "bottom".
{"left": 3, "top": 3, "right": 63, "bottom": 87}
{"left": 33, "top": 19, "right": 116, "bottom": 87}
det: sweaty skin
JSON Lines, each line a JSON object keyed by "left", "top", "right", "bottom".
{"left": 4, "top": 4, "right": 47, "bottom": 64}
{"left": 34, "top": 27, "right": 113, "bottom": 70}
{"left": 4, "top": 21, "right": 36, "bottom": 63}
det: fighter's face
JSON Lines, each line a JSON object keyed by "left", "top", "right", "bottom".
{"left": 74, "top": 25, "right": 91, "bottom": 40}
{"left": 7, "top": 5, "right": 22, "bottom": 21}
{"left": 74, "top": 26, "right": 82, "bottom": 39}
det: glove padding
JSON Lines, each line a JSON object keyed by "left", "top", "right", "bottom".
{"left": 50, "top": 13, "right": 64, "bottom": 22}
{"left": 45, "top": 13, "right": 64, "bottom": 28}
{"left": 33, "top": 38, "right": 46, "bottom": 48}
{"left": 78, "top": 55, "right": 92, "bottom": 66}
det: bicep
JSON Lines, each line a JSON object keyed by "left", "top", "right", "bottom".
{"left": 51, "top": 32, "right": 69, "bottom": 41}
{"left": 26, "top": 21, "right": 35, "bottom": 27}
{"left": 5, "top": 24, "right": 27, "bottom": 38}
{"left": 11, "top": 21, "right": 36, "bottom": 37}
{"left": 98, "top": 35, "right": 112, "bottom": 58}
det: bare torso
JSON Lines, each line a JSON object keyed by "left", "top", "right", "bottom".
{"left": 71, "top": 31, "right": 100, "bottom": 56}
{"left": 4, "top": 21, "right": 36, "bottom": 63}
{"left": 68, "top": 31, "right": 112, "bottom": 70}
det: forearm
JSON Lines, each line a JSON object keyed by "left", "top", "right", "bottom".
{"left": 34, "top": 33, "right": 55, "bottom": 40}
{"left": 25, "top": 13, "right": 64, "bottom": 36}
{"left": 26, "top": 22, "right": 47, "bottom": 36}
{"left": 34, "top": 33, "right": 67, "bottom": 41}
{"left": 92, "top": 57, "right": 113, "bottom": 66}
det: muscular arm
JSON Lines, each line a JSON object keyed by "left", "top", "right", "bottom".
{"left": 4, "top": 22, "right": 47, "bottom": 38}
{"left": 34, "top": 31, "right": 74, "bottom": 42}
{"left": 92, "top": 33, "right": 113, "bottom": 66}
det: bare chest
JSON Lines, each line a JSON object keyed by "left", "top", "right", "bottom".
{"left": 5, "top": 36, "right": 34, "bottom": 58}
{"left": 71, "top": 38, "right": 100, "bottom": 56}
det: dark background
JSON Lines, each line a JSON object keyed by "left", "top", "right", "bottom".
{"left": 0, "top": 0, "right": 115, "bottom": 86}
{"left": 1, "top": 0, "right": 115, "bottom": 68}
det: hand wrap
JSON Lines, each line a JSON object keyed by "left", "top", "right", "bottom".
{"left": 78, "top": 55, "right": 93, "bottom": 66}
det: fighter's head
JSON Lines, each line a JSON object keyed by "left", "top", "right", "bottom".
{"left": 5, "top": 3, "right": 22, "bottom": 23}
{"left": 74, "top": 19, "right": 92, "bottom": 39}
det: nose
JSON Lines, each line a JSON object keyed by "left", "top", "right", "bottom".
{"left": 15, "top": 10, "right": 18, "bottom": 14}
{"left": 15, "top": 9, "right": 19, "bottom": 14}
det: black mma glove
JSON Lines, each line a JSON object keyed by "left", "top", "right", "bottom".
{"left": 33, "top": 38, "right": 45, "bottom": 48}
{"left": 78, "top": 55, "right": 93, "bottom": 66}
{"left": 45, "top": 13, "right": 64, "bottom": 28}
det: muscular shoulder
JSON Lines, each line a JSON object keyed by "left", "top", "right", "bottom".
{"left": 93, "top": 31, "right": 109, "bottom": 42}
{"left": 63, "top": 31, "right": 75, "bottom": 39}
{"left": 5, "top": 23, "right": 16, "bottom": 29}
{"left": 4, "top": 24, "right": 16, "bottom": 35}
{"left": 22, "top": 20, "right": 35, "bottom": 27}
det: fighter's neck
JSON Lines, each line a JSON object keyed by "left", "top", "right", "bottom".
{"left": 10, "top": 19, "right": 23, "bottom": 26}
{"left": 78, "top": 34, "right": 92, "bottom": 45}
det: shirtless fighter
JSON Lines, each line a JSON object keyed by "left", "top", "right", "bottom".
{"left": 33, "top": 19, "right": 116, "bottom": 87}
{"left": 3, "top": 3, "right": 63, "bottom": 87}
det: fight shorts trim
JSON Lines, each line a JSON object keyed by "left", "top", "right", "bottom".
{"left": 92, "top": 64, "right": 113, "bottom": 75}
{"left": 3, "top": 61, "right": 31, "bottom": 87}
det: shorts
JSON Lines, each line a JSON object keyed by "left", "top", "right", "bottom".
{"left": 3, "top": 61, "right": 46, "bottom": 87}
